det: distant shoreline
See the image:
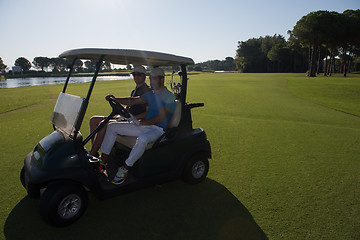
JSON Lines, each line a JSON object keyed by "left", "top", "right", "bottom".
{"left": 2, "top": 72, "right": 131, "bottom": 79}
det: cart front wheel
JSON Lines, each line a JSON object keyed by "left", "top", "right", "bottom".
{"left": 39, "top": 182, "right": 88, "bottom": 227}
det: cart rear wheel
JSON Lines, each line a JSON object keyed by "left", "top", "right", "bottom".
{"left": 39, "top": 182, "right": 88, "bottom": 227}
{"left": 183, "top": 154, "right": 209, "bottom": 184}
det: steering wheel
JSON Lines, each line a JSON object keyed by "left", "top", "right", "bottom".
{"left": 107, "top": 96, "right": 130, "bottom": 118}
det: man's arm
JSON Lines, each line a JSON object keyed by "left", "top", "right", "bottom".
{"left": 105, "top": 94, "right": 146, "bottom": 106}
{"left": 134, "top": 107, "right": 149, "bottom": 120}
{"left": 139, "top": 106, "right": 170, "bottom": 126}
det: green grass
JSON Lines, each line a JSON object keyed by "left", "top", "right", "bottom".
{"left": 288, "top": 74, "right": 360, "bottom": 116}
{"left": 0, "top": 87, "right": 54, "bottom": 113}
{"left": 1, "top": 73, "right": 360, "bottom": 239}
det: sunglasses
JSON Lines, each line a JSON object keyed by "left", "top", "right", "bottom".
{"left": 132, "top": 72, "right": 145, "bottom": 77}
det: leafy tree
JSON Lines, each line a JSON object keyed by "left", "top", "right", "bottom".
{"left": 316, "top": 11, "right": 343, "bottom": 76}
{"left": 292, "top": 11, "right": 327, "bottom": 77}
{"left": 50, "top": 57, "right": 67, "bottom": 72}
{"left": 224, "top": 57, "right": 236, "bottom": 71}
{"left": 33, "top": 57, "right": 51, "bottom": 71}
{"left": 51, "top": 58, "right": 83, "bottom": 72}
{"left": 102, "top": 61, "right": 111, "bottom": 71}
{"left": 74, "top": 59, "right": 84, "bottom": 72}
{"left": 194, "top": 66, "right": 202, "bottom": 71}
{"left": 291, "top": 10, "right": 360, "bottom": 77}
{"left": 261, "top": 35, "right": 282, "bottom": 71}
{"left": 353, "top": 54, "right": 360, "bottom": 72}
{"left": 84, "top": 60, "right": 111, "bottom": 72}
{"left": 235, "top": 35, "right": 297, "bottom": 73}
{"left": 236, "top": 38, "right": 266, "bottom": 72}
{"left": 15, "top": 57, "right": 31, "bottom": 72}
{"left": 341, "top": 9, "right": 360, "bottom": 76}
{"left": 0, "top": 57, "right": 7, "bottom": 73}
{"left": 207, "top": 60, "right": 222, "bottom": 71}
{"left": 192, "top": 57, "right": 236, "bottom": 72}
{"left": 267, "top": 44, "right": 293, "bottom": 72}
{"left": 172, "top": 66, "right": 180, "bottom": 72}
{"left": 85, "top": 60, "right": 98, "bottom": 72}
{"left": 286, "top": 31, "right": 309, "bottom": 73}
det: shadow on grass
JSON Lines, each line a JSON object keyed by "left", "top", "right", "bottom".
{"left": 5, "top": 179, "right": 267, "bottom": 240}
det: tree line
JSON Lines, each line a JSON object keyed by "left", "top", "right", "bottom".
{"left": 189, "top": 57, "right": 236, "bottom": 72}
{"left": 292, "top": 9, "right": 360, "bottom": 77}
{"left": 235, "top": 34, "right": 308, "bottom": 73}
{"left": 5, "top": 57, "right": 114, "bottom": 74}
{"left": 2, "top": 9, "right": 359, "bottom": 77}
{"left": 2, "top": 54, "right": 236, "bottom": 75}
{"left": 235, "top": 9, "right": 360, "bottom": 76}
{"left": 0, "top": 57, "right": 6, "bottom": 76}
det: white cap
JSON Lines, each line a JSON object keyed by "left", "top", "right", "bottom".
{"left": 131, "top": 65, "right": 146, "bottom": 74}
{"left": 150, "top": 67, "right": 165, "bottom": 77}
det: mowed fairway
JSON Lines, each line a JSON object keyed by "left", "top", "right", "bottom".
{"left": 1, "top": 73, "right": 360, "bottom": 239}
{"left": 189, "top": 73, "right": 360, "bottom": 239}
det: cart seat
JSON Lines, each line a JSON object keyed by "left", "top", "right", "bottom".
{"left": 115, "top": 100, "right": 182, "bottom": 149}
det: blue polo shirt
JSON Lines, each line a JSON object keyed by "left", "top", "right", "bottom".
{"left": 142, "top": 87, "right": 176, "bottom": 129}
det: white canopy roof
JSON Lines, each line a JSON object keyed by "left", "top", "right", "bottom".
{"left": 59, "top": 48, "right": 194, "bottom": 66}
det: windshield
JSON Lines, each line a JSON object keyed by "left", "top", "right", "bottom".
{"left": 50, "top": 92, "right": 84, "bottom": 136}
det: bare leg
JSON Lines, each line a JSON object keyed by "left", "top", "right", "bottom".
{"left": 89, "top": 116, "right": 105, "bottom": 144}
{"left": 89, "top": 122, "right": 107, "bottom": 156}
{"left": 89, "top": 119, "right": 117, "bottom": 157}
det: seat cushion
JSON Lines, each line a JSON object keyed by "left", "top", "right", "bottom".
{"left": 115, "top": 100, "right": 181, "bottom": 149}
{"left": 167, "top": 100, "right": 181, "bottom": 128}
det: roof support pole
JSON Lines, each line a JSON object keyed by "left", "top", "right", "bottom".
{"left": 62, "top": 58, "right": 77, "bottom": 93}
{"left": 73, "top": 55, "right": 105, "bottom": 141}
{"left": 179, "top": 64, "right": 188, "bottom": 106}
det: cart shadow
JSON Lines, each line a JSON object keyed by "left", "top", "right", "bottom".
{"left": 5, "top": 178, "right": 268, "bottom": 240}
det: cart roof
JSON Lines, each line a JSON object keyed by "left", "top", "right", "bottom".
{"left": 59, "top": 48, "right": 194, "bottom": 66}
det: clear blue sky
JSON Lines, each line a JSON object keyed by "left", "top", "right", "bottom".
{"left": 0, "top": 0, "right": 359, "bottom": 67}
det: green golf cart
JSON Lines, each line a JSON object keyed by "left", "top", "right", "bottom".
{"left": 20, "top": 48, "right": 211, "bottom": 227}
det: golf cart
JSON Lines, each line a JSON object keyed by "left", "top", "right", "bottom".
{"left": 20, "top": 48, "right": 211, "bottom": 227}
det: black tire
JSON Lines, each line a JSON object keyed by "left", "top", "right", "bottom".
{"left": 39, "top": 182, "right": 88, "bottom": 227}
{"left": 182, "top": 154, "right": 209, "bottom": 184}
{"left": 20, "top": 166, "right": 26, "bottom": 189}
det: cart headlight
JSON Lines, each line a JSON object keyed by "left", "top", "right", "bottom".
{"left": 32, "top": 151, "right": 41, "bottom": 167}
{"left": 31, "top": 145, "right": 43, "bottom": 167}
{"left": 33, "top": 151, "right": 40, "bottom": 160}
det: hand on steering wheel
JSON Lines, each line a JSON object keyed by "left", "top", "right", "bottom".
{"left": 107, "top": 96, "right": 140, "bottom": 125}
{"left": 107, "top": 96, "right": 130, "bottom": 118}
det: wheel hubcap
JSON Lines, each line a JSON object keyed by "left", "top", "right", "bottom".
{"left": 192, "top": 161, "right": 205, "bottom": 179}
{"left": 58, "top": 194, "right": 81, "bottom": 219}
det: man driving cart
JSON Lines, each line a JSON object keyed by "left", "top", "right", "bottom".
{"left": 88, "top": 65, "right": 151, "bottom": 157}
{"left": 100, "top": 67, "right": 176, "bottom": 184}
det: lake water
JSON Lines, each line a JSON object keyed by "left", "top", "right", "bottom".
{"left": 0, "top": 75, "right": 131, "bottom": 89}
